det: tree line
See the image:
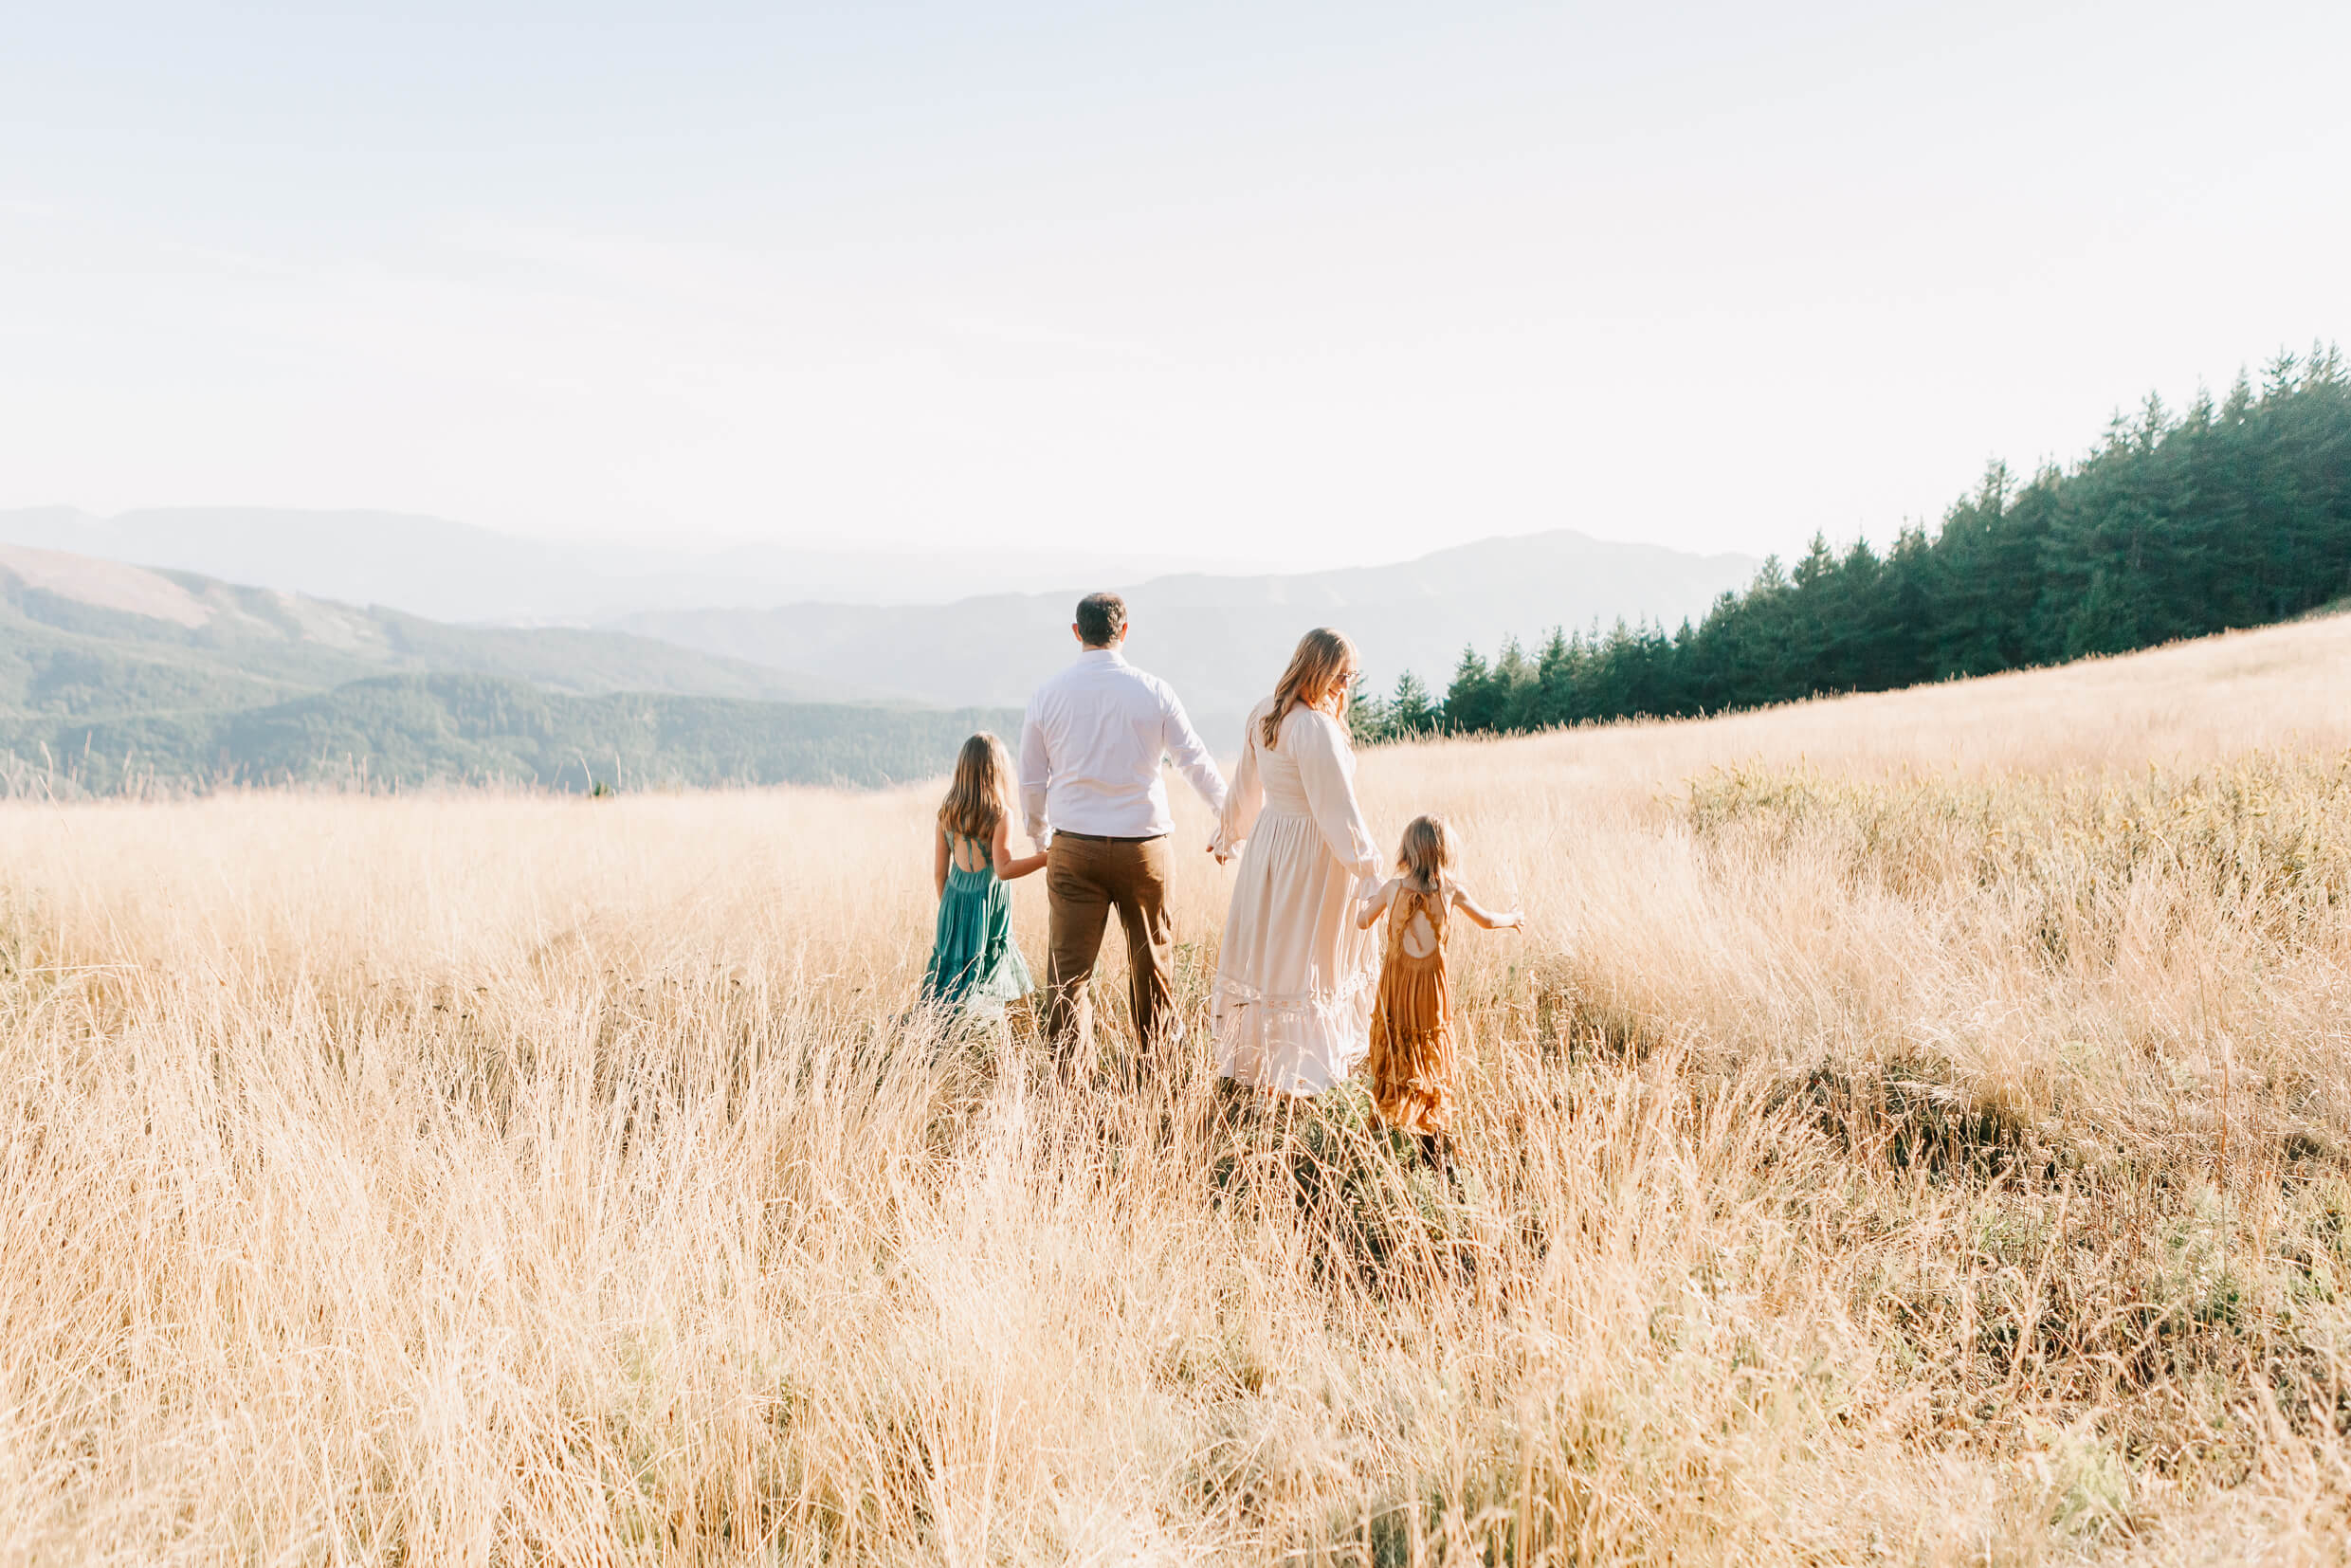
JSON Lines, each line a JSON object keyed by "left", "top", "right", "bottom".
{"left": 1354, "top": 346, "right": 2351, "bottom": 742}
{"left": 0, "top": 674, "right": 1022, "bottom": 797}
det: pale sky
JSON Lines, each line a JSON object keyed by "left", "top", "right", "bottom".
{"left": 4, "top": 1, "right": 2345, "bottom": 570}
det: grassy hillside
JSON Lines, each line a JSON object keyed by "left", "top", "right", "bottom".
{"left": 0, "top": 673, "right": 1020, "bottom": 794}
{"left": 0, "top": 546, "right": 1010, "bottom": 793}
{"left": 6, "top": 614, "right": 2350, "bottom": 1559}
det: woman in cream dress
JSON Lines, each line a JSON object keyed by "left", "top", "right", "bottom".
{"left": 1210, "top": 628, "right": 1383, "bottom": 1094}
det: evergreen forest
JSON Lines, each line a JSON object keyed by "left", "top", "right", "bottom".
{"left": 1358, "top": 347, "right": 2351, "bottom": 740}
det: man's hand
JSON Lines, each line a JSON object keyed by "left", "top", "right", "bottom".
{"left": 1209, "top": 838, "right": 1231, "bottom": 866}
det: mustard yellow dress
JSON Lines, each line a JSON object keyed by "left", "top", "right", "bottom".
{"left": 1365, "top": 882, "right": 1455, "bottom": 1135}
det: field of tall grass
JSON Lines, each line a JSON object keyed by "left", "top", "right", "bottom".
{"left": 7, "top": 613, "right": 2351, "bottom": 1564}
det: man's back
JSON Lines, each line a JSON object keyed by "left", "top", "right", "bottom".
{"left": 1023, "top": 594, "right": 1229, "bottom": 1059}
{"left": 1020, "top": 647, "right": 1225, "bottom": 841}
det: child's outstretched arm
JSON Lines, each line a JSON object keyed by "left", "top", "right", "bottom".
{"left": 1357, "top": 877, "right": 1399, "bottom": 930}
{"left": 1451, "top": 884, "right": 1523, "bottom": 931}
{"left": 993, "top": 817, "right": 1048, "bottom": 881}
{"left": 933, "top": 828, "right": 950, "bottom": 899}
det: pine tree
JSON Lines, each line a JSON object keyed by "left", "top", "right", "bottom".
{"left": 1443, "top": 646, "right": 1497, "bottom": 734}
{"left": 1345, "top": 673, "right": 1389, "bottom": 747}
{"left": 1389, "top": 671, "right": 1434, "bottom": 735}
{"left": 1392, "top": 346, "right": 2351, "bottom": 736}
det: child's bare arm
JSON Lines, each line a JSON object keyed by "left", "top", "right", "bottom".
{"left": 933, "top": 829, "right": 950, "bottom": 898}
{"left": 993, "top": 818, "right": 1048, "bottom": 881}
{"left": 1452, "top": 885, "right": 1523, "bottom": 931}
{"left": 1357, "top": 877, "right": 1399, "bottom": 930}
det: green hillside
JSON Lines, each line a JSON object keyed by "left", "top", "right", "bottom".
{"left": 0, "top": 674, "right": 1020, "bottom": 795}
{"left": 0, "top": 549, "right": 999, "bottom": 795}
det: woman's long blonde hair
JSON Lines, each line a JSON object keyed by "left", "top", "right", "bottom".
{"left": 939, "top": 733, "right": 1016, "bottom": 840}
{"left": 1395, "top": 813, "right": 1457, "bottom": 893}
{"left": 1261, "top": 627, "right": 1358, "bottom": 748}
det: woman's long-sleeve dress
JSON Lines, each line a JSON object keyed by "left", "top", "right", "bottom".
{"left": 1210, "top": 698, "right": 1383, "bottom": 1093}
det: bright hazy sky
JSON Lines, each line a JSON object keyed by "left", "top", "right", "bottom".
{"left": 5, "top": 2, "right": 2346, "bottom": 569}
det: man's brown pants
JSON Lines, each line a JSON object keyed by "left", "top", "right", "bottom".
{"left": 1044, "top": 833, "right": 1175, "bottom": 1063}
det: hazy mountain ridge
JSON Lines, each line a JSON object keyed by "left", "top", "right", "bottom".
{"left": 0, "top": 521, "right": 1761, "bottom": 783}
{"left": 612, "top": 530, "right": 1760, "bottom": 744}
{"left": 0, "top": 511, "right": 1761, "bottom": 749}
{"left": 0, "top": 546, "right": 870, "bottom": 711}
{"left": 0, "top": 507, "right": 1228, "bottom": 620}
{"left": 0, "top": 546, "right": 1013, "bottom": 793}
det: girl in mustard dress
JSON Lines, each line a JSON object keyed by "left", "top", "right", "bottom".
{"left": 1358, "top": 814, "right": 1522, "bottom": 1167}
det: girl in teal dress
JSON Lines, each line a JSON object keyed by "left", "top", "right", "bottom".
{"left": 921, "top": 733, "right": 1046, "bottom": 1016}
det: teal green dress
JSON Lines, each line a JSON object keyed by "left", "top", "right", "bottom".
{"left": 920, "top": 829, "right": 1035, "bottom": 1015}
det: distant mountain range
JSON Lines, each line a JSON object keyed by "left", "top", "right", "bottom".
{"left": 615, "top": 531, "right": 1760, "bottom": 743}
{"left": 0, "top": 547, "right": 1013, "bottom": 793}
{"left": 0, "top": 545, "right": 870, "bottom": 706}
{"left": 0, "top": 512, "right": 1759, "bottom": 790}
{"left": 0, "top": 507, "right": 1231, "bottom": 621}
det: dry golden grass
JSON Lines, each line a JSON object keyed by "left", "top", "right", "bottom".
{"left": 8, "top": 614, "right": 2351, "bottom": 1564}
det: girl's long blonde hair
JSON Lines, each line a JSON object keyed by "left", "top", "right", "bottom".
{"left": 939, "top": 733, "right": 1016, "bottom": 841}
{"left": 1261, "top": 627, "right": 1358, "bottom": 748}
{"left": 1395, "top": 813, "right": 1456, "bottom": 893}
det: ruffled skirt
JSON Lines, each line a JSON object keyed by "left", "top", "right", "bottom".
{"left": 922, "top": 869, "right": 1034, "bottom": 1017}
{"left": 1366, "top": 955, "right": 1454, "bottom": 1133}
{"left": 1211, "top": 811, "right": 1376, "bottom": 1093}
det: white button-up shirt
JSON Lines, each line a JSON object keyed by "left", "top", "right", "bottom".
{"left": 1019, "top": 647, "right": 1227, "bottom": 843}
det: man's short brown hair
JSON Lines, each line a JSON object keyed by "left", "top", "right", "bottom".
{"left": 1076, "top": 592, "right": 1128, "bottom": 647}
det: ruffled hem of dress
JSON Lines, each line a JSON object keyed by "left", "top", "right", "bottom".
{"left": 1210, "top": 967, "right": 1376, "bottom": 1094}
{"left": 920, "top": 946, "right": 1034, "bottom": 1017}
{"left": 967, "top": 965, "right": 1034, "bottom": 1005}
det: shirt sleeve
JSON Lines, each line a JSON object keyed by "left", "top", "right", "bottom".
{"left": 1210, "top": 704, "right": 1265, "bottom": 857}
{"left": 1291, "top": 711, "right": 1382, "bottom": 884}
{"left": 1017, "top": 699, "right": 1051, "bottom": 843}
{"left": 1159, "top": 684, "right": 1228, "bottom": 819}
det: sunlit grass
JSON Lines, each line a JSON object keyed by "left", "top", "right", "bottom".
{"left": 6, "top": 614, "right": 2351, "bottom": 1563}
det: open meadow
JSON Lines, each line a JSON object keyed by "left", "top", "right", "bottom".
{"left": 8, "top": 614, "right": 2351, "bottom": 1565}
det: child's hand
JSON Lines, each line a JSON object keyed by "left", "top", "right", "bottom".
{"left": 1500, "top": 910, "right": 1525, "bottom": 931}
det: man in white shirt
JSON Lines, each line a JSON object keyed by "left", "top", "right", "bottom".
{"left": 1019, "top": 591, "right": 1227, "bottom": 1066}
